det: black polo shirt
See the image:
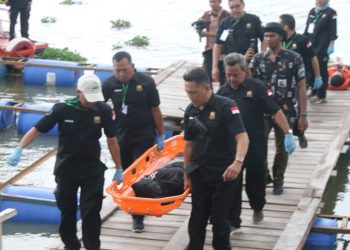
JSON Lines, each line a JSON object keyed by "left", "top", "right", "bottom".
{"left": 184, "top": 94, "right": 246, "bottom": 180}
{"left": 304, "top": 7, "right": 337, "bottom": 55}
{"left": 102, "top": 72, "right": 160, "bottom": 143}
{"left": 283, "top": 32, "right": 314, "bottom": 73}
{"left": 215, "top": 13, "right": 263, "bottom": 55}
{"left": 35, "top": 99, "right": 116, "bottom": 177}
{"left": 217, "top": 78, "right": 280, "bottom": 149}
{"left": 249, "top": 49, "right": 305, "bottom": 123}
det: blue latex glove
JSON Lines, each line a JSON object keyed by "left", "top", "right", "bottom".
{"left": 7, "top": 146, "right": 23, "bottom": 166}
{"left": 156, "top": 134, "right": 166, "bottom": 152}
{"left": 327, "top": 44, "right": 334, "bottom": 55}
{"left": 112, "top": 168, "right": 123, "bottom": 184}
{"left": 284, "top": 133, "right": 296, "bottom": 155}
{"left": 313, "top": 76, "right": 323, "bottom": 90}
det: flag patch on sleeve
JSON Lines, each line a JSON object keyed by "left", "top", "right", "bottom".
{"left": 266, "top": 89, "right": 273, "bottom": 96}
{"left": 231, "top": 106, "right": 240, "bottom": 114}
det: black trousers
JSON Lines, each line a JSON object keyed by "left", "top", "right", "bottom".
{"left": 203, "top": 49, "right": 226, "bottom": 86}
{"left": 228, "top": 152, "right": 266, "bottom": 228}
{"left": 311, "top": 54, "right": 329, "bottom": 99}
{"left": 55, "top": 174, "right": 104, "bottom": 250}
{"left": 119, "top": 138, "right": 154, "bottom": 170}
{"left": 187, "top": 170, "right": 237, "bottom": 250}
{"left": 9, "top": 7, "right": 30, "bottom": 40}
{"left": 119, "top": 138, "right": 154, "bottom": 221}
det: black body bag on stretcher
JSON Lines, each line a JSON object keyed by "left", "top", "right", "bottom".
{"left": 131, "top": 161, "right": 185, "bottom": 198}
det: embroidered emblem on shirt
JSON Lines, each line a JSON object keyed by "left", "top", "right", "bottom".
{"left": 246, "top": 90, "right": 253, "bottom": 97}
{"left": 246, "top": 23, "right": 251, "bottom": 29}
{"left": 64, "top": 119, "right": 74, "bottom": 123}
{"left": 136, "top": 85, "right": 143, "bottom": 92}
{"left": 209, "top": 112, "right": 216, "bottom": 120}
{"left": 322, "top": 14, "right": 326, "bottom": 19}
{"left": 93, "top": 116, "right": 101, "bottom": 124}
{"left": 292, "top": 43, "right": 297, "bottom": 49}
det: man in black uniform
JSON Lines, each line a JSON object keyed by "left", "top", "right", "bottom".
{"left": 217, "top": 53, "right": 295, "bottom": 230}
{"left": 280, "top": 14, "right": 323, "bottom": 149}
{"left": 6, "top": 0, "right": 32, "bottom": 40}
{"left": 7, "top": 74, "right": 123, "bottom": 250}
{"left": 183, "top": 68, "right": 249, "bottom": 250}
{"left": 102, "top": 51, "right": 165, "bottom": 233}
{"left": 212, "top": 0, "right": 263, "bottom": 83}
{"left": 248, "top": 22, "right": 309, "bottom": 195}
{"left": 304, "top": 0, "right": 337, "bottom": 103}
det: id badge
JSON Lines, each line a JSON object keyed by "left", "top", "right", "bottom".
{"left": 122, "top": 104, "right": 128, "bottom": 114}
{"left": 220, "top": 29, "right": 229, "bottom": 42}
{"left": 307, "top": 23, "right": 315, "bottom": 33}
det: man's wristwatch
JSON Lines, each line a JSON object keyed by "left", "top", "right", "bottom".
{"left": 300, "top": 111, "right": 308, "bottom": 117}
{"left": 285, "top": 129, "right": 293, "bottom": 134}
{"left": 235, "top": 156, "right": 245, "bottom": 163}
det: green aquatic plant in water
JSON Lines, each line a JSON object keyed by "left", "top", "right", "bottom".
{"left": 125, "top": 35, "right": 150, "bottom": 47}
{"left": 111, "top": 19, "right": 131, "bottom": 29}
{"left": 112, "top": 42, "right": 123, "bottom": 51}
{"left": 60, "top": 0, "right": 82, "bottom": 5}
{"left": 36, "top": 47, "right": 87, "bottom": 62}
{"left": 41, "top": 16, "right": 57, "bottom": 23}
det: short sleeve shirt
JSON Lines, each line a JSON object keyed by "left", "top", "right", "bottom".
{"left": 217, "top": 78, "right": 280, "bottom": 148}
{"left": 35, "top": 100, "right": 116, "bottom": 177}
{"left": 102, "top": 71, "right": 160, "bottom": 143}
{"left": 283, "top": 33, "right": 315, "bottom": 71}
{"left": 215, "top": 13, "right": 263, "bottom": 55}
{"left": 184, "top": 94, "right": 246, "bottom": 179}
{"left": 249, "top": 49, "right": 305, "bottom": 122}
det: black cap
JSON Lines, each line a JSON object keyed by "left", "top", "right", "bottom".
{"left": 263, "top": 22, "right": 287, "bottom": 39}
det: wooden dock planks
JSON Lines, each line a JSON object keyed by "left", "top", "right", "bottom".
{"left": 49, "top": 61, "right": 350, "bottom": 250}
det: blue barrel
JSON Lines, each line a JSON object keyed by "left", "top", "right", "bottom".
{"left": 94, "top": 64, "right": 114, "bottom": 83}
{"left": 23, "top": 59, "right": 83, "bottom": 86}
{"left": 0, "top": 185, "right": 80, "bottom": 224}
{"left": 304, "top": 217, "right": 337, "bottom": 249}
{"left": 17, "top": 103, "right": 58, "bottom": 136}
{"left": 0, "top": 100, "right": 16, "bottom": 131}
{"left": 0, "top": 64, "right": 6, "bottom": 79}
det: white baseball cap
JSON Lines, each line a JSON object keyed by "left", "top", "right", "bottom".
{"left": 77, "top": 74, "right": 104, "bottom": 102}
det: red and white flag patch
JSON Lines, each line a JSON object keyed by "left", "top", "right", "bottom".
{"left": 231, "top": 106, "right": 240, "bottom": 114}
{"left": 306, "top": 41, "right": 312, "bottom": 48}
{"left": 266, "top": 89, "right": 273, "bottom": 96}
{"left": 332, "top": 13, "right": 337, "bottom": 19}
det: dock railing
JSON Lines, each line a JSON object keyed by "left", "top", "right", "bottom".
{"left": 0, "top": 208, "right": 17, "bottom": 250}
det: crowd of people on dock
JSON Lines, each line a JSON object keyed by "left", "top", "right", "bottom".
{"left": 4, "top": 0, "right": 338, "bottom": 249}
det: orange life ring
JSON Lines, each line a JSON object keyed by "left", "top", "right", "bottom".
{"left": 328, "top": 65, "right": 350, "bottom": 90}
{"left": 5, "top": 38, "right": 35, "bottom": 58}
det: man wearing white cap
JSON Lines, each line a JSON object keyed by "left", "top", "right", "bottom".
{"left": 7, "top": 74, "right": 123, "bottom": 250}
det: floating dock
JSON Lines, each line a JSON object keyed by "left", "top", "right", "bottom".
{"left": 45, "top": 60, "right": 350, "bottom": 250}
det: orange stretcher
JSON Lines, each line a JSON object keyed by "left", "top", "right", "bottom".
{"left": 106, "top": 135, "right": 191, "bottom": 217}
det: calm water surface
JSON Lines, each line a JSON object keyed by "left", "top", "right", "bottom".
{"left": 0, "top": 0, "right": 349, "bottom": 249}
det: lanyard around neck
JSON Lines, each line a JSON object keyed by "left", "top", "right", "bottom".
{"left": 122, "top": 84, "right": 128, "bottom": 105}
{"left": 283, "top": 33, "right": 297, "bottom": 50}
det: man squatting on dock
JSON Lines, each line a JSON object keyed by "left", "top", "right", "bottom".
{"left": 7, "top": 74, "right": 124, "bottom": 250}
